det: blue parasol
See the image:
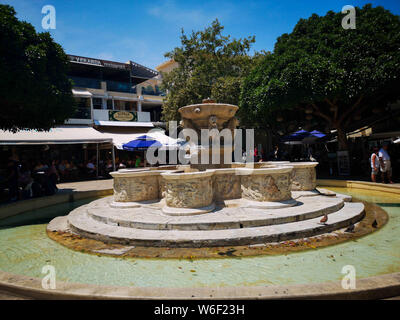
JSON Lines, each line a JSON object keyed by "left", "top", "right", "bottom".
{"left": 310, "top": 130, "right": 326, "bottom": 138}
{"left": 122, "top": 135, "right": 162, "bottom": 151}
{"left": 281, "top": 130, "right": 326, "bottom": 144}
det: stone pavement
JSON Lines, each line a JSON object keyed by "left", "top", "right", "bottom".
{"left": 57, "top": 179, "right": 113, "bottom": 193}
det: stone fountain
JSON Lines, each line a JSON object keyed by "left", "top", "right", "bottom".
{"left": 48, "top": 100, "right": 364, "bottom": 248}
{"left": 178, "top": 99, "right": 239, "bottom": 170}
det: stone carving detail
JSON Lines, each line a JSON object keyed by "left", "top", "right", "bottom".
{"left": 157, "top": 176, "right": 166, "bottom": 199}
{"left": 208, "top": 115, "right": 218, "bottom": 130}
{"left": 180, "top": 118, "right": 200, "bottom": 135}
{"left": 213, "top": 174, "right": 241, "bottom": 201}
{"left": 164, "top": 177, "right": 213, "bottom": 208}
{"left": 291, "top": 167, "right": 317, "bottom": 191}
{"left": 241, "top": 173, "right": 291, "bottom": 202}
{"left": 114, "top": 176, "right": 159, "bottom": 202}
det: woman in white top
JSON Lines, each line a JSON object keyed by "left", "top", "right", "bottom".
{"left": 370, "top": 147, "right": 380, "bottom": 182}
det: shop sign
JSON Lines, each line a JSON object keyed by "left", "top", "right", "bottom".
{"left": 109, "top": 110, "right": 137, "bottom": 122}
{"left": 68, "top": 55, "right": 129, "bottom": 70}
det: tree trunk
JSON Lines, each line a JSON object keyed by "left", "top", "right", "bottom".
{"left": 336, "top": 126, "right": 348, "bottom": 151}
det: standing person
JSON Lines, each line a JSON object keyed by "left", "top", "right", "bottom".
{"left": 18, "top": 162, "right": 33, "bottom": 199}
{"left": 47, "top": 160, "right": 59, "bottom": 191}
{"left": 242, "top": 149, "right": 247, "bottom": 162}
{"left": 379, "top": 142, "right": 393, "bottom": 184}
{"left": 253, "top": 147, "right": 258, "bottom": 162}
{"left": 135, "top": 154, "right": 142, "bottom": 168}
{"left": 272, "top": 145, "right": 280, "bottom": 161}
{"left": 370, "top": 147, "right": 380, "bottom": 183}
{"left": 6, "top": 159, "right": 19, "bottom": 201}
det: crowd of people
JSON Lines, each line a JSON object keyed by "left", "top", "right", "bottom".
{"left": 0, "top": 142, "right": 395, "bottom": 203}
{"left": 0, "top": 154, "right": 142, "bottom": 202}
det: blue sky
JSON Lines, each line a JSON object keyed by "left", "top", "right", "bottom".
{"left": 1, "top": 0, "right": 400, "bottom": 69}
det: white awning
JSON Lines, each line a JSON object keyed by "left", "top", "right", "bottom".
{"left": 72, "top": 89, "right": 93, "bottom": 98}
{"left": 100, "top": 129, "right": 183, "bottom": 150}
{"left": 94, "top": 120, "right": 154, "bottom": 128}
{"left": 0, "top": 126, "right": 112, "bottom": 145}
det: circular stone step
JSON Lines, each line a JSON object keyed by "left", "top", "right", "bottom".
{"left": 65, "top": 202, "right": 365, "bottom": 247}
{"left": 84, "top": 195, "right": 345, "bottom": 231}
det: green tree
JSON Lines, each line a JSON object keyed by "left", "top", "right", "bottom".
{"left": 161, "top": 19, "right": 256, "bottom": 122}
{"left": 240, "top": 4, "right": 400, "bottom": 150}
{"left": 0, "top": 5, "right": 74, "bottom": 132}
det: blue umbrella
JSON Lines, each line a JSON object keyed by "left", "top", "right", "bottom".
{"left": 310, "top": 130, "right": 326, "bottom": 138}
{"left": 281, "top": 130, "right": 312, "bottom": 143}
{"left": 282, "top": 130, "right": 326, "bottom": 144}
{"left": 122, "top": 135, "right": 162, "bottom": 151}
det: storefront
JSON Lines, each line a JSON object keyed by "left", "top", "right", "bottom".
{"left": 0, "top": 126, "right": 113, "bottom": 180}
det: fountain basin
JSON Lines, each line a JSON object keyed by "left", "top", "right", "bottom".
{"left": 178, "top": 103, "right": 238, "bottom": 129}
{"left": 282, "top": 162, "right": 318, "bottom": 191}
{"left": 213, "top": 168, "right": 241, "bottom": 201}
{"left": 161, "top": 170, "right": 215, "bottom": 215}
{"left": 237, "top": 167, "right": 293, "bottom": 202}
{"left": 111, "top": 170, "right": 160, "bottom": 203}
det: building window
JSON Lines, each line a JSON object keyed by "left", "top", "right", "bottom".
{"left": 72, "top": 98, "right": 91, "bottom": 119}
{"left": 106, "top": 99, "right": 113, "bottom": 110}
{"left": 70, "top": 76, "right": 101, "bottom": 89}
{"left": 106, "top": 80, "right": 133, "bottom": 93}
{"left": 92, "top": 98, "right": 102, "bottom": 110}
{"left": 114, "top": 100, "right": 137, "bottom": 111}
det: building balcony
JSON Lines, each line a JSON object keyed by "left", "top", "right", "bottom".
{"left": 106, "top": 80, "right": 137, "bottom": 93}
{"left": 70, "top": 76, "right": 102, "bottom": 89}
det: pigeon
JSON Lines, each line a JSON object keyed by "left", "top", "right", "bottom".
{"left": 345, "top": 224, "right": 355, "bottom": 233}
{"left": 372, "top": 219, "right": 378, "bottom": 228}
{"left": 320, "top": 214, "right": 328, "bottom": 224}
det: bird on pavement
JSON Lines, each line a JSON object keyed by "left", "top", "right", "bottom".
{"left": 345, "top": 224, "right": 355, "bottom": 233}
{"left": 320, "top": 214, "right": 328, "bottom": 224}
{"left": 372, "top": 219, "right": 378, "bottom": 228}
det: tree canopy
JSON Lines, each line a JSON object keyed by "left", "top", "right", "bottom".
{"left": 161, "top": 19, "right": 257, "bottom": 123}
{"left": 0, "top": 4, "right": 74, "bottom": 132}
{"left": 239, "top": 4, "right": 400, "bottom": 150}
